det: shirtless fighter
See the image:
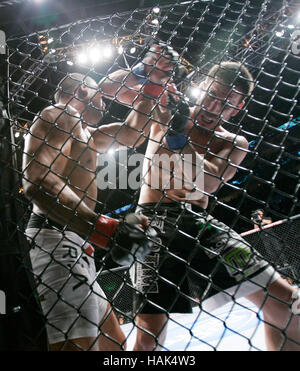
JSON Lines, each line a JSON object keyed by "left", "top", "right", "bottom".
{"left": 22, "top": 71, "right": 161, "bottom": 351}
{"left": 116, "top": 50, "right": 300, "bottom": 351}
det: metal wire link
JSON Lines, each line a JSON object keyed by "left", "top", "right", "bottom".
{"left": 1, "top": 0, "right": 299, "bottom": 351}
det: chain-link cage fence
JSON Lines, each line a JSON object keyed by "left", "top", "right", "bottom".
{"left": 98, "top": 214, "right": 300, "bottom": 326}
{"left": 241, "top": 215, "right": 300, "bottom": 283}
{"left": 0, "top": 0, "right": 300, "bottom": 351}
{"left": 98, "top": 267, "right": 135, "bottom": 324}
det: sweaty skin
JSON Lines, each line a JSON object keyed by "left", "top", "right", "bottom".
{"left": 22, "top": 78, "right": 156, "bottom": 236}
{"left": 138, "top": 79, "right": 248, "bottom": 208}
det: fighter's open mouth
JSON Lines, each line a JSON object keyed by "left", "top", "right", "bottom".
{"left": 202, "top": 114, "right": 214, "bottom": 124}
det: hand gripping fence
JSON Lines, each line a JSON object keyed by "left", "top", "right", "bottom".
{"left": 0, "top": 0, "right": 300, "bottom": 352}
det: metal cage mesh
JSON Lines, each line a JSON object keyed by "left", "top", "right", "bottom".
{"left": 0, "top": 0, "right": 299, "bottom": 351}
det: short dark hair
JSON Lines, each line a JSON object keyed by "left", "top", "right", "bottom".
{"left": 207, "top": 61, "right": 254, "bottom": 97}
{"left": 253, "top": 209, "right": 264, "bottom": 214}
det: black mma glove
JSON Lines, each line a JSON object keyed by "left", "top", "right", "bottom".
{"left": 110, "top": 214, "right": 158, "bottom": 266}
{"left": 165, "top": 94, "right": 190, "bottom": 150}
{"left": 111, "top": 226, "right": 157, "bottom": 266}
{"left": 89, "top": 213, "right": 157, "bottom": 266}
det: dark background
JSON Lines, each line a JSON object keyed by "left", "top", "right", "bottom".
{"left": 0, "top": 0, "right": 298, "bottom": 348}
{"left": 1, "top": 0, "right": 299, "bottom": 236}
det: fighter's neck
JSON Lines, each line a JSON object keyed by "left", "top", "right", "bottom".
{"left": 59, "top": 98, "right": 85, "bottom": 115}
{"left": 186, "top": 118, "right": 224, "bottom": 136}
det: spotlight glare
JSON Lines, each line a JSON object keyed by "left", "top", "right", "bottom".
{"left": 130, "top": 47, "right": 136, "bottom": 54}
{"left": 190, "top": 87, "right": 201, "bottom": 98}
{"left": 103, "top": 45, "right": 113, "bottom": 58}
{"left": 275, "top": 30, "right": 284, "bottom": 37}
{"left": 76, "top": 52, "right": 88, "bottom": 65}
{"left": 152, "top": 6, "right": 160, "bottom": 14}
{"left": 89, "top": 47, "right": 101, "bottom": 63}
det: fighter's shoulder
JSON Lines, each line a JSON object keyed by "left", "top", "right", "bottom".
{"left": 218, "top": 129, "right": 248, "bottom": 149}
{"left": 33, "top": 104, "right": 80, "bottom": 131}
{"left": 232, "top": 133, "right": 248, "bottom": 149}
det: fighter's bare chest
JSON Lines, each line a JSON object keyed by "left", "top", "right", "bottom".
{"left": 189, "top": 129, "right": 229, "bottom": 156}
{"left": 149, "top": 123, "right": 229, "bottom": 156}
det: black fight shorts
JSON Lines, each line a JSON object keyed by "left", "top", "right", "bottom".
{"left": 130, "top": 203, "right": 279, "bottom": 315}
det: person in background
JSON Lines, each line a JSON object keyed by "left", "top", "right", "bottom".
{"left": 251, "top": 209, "right": 273, "bottom": 229}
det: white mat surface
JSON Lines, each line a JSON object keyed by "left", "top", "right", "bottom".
{"left": 122, "top": 297, "right": 266, "bottom": 351}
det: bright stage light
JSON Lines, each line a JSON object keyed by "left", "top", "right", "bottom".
{"left": 88, "top": 47, "right": 101, "bottom": 63}
{"left": 190, "top": 87, "right": 201, "bottom": 98}
{"left": 76, "top": 52, "right": 88, "bottom": 65}
{"left": 275, "top": 30, "right": 284, "bottom": 37}
{"left": 102, "top": 45, "right": 113, "bottom": 58}
{"left": 75, "top": 44, "right": 113, "bottom": 65}
{"left": 78, "top": 44, "right": 112, "bottom": 64}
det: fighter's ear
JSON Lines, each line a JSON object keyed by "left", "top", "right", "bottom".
{"left": 231, "top": 101, "right": 245, "bottom": 117}
{"left": 238, "top": 101, "right": 245, "bottom": 109}
{"left": 76, "top": 85, "right": 89, "bottom": 100}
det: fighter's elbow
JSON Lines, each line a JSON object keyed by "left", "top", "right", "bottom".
{"left": 204, "top": 167, "right": 236, "bottom": 194}
{"left": 22, "top": 173, "right": 52, "bottom": 201}
{"left": 223, "top": 166, "right": 237, "bottom": 183}
{"left": 23, "top": 178, "right": 38, "bottom": 199}
{"left": 23, "top": 175, "right": 62, "bottom": 215}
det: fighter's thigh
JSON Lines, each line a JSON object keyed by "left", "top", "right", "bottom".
{"left": 97, "top": 303, "right": 127, "bottom": 351}
{"left": 50, "top": 336, "right": 99, "bottom": 351}
{"left": 246, "top": 275, "right": 296, "bottom": 325}
{"left": 135, "top": 313, "right": 168, "bottom": 342}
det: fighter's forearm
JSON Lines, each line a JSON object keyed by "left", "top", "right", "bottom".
{"left": 116, "top": 98, "right": 163, "bottom": 147}
{"left": 24, "top": 175, "right": 154, "bottom": 265}
{"left": 23, "top": 175, "right": 97, "bottom": 237}
{"left": 99, "top": 69, "right": 140, "bottom": 106}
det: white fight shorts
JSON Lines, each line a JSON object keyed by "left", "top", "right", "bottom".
{"left": 26, "top": 227, "right": 108, "bottom": 345}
